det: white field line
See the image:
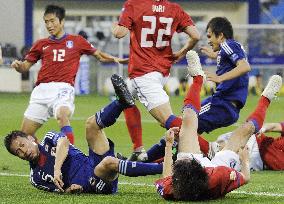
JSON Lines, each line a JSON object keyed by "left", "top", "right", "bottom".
{"left": 1, "top": 172, "right": 284, "bottom": 197}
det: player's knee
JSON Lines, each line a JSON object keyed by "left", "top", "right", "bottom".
{"left": 85, "top": 115, "right": 100, "bottom": 131}
{"left": 100, "top": 156, "right": 119, "bottom": 171}
{"left": 182, "top": 109, "right": 194, "bottom": 125}
{"left": 242, "top": 122, "right": 255, "bottom": 136}
{"left": 56, "top": 107, "right": 71, "bottom": 121}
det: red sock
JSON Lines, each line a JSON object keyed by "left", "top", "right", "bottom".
{"left": 123, "top": 105, "right": 143, "bottom": 151}
{"left": 183, "top": 76, "right": 203, "bottom": 112}
{"left": 198, "top": 135, "right": 209, "bottom": 155}
{"left": 61, "top": 126, "right": 74, "bottom": 144}
{"left": 165, "top": 116, "right": 182, "bottom": 129}
{"left": 247, "top": 96, "right": 270, "bottom": 133}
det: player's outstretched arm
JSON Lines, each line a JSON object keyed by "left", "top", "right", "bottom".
{"left": 260, "top": 123, "right": 283, "bottom": 134}
{"left": 11, "top": 60, "right": 34, "bottom": 73}
{"left": 173, "top": 26, "right": 200, "bottom": 63}
{"left": 238, "top": 146, "right": 250, "bottom": 183}
{"left": 206, "top": 59, "right": 251, "bottom": 83}
{"left": 54, "top": 137, "right": 70, "bottom": 192}
{"left": 163, "top": 128, "right": 179, "bottom": 178}
{"left": 93, "top": 50, "right": 128, "bottom": 64}
{"left": 112, "top": 23, "right": 129, "bottom": 39}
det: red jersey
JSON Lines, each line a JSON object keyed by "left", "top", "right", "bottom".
{"left": 25, "top": 34, "right": 97, "bottom": 86}
{"left": 118, "top": 0, "right": 194, "bottom": 78}
{"left": 256, "top": 131, "right": 284, "bottom": 170}
{"left": 155, "top": 166, "right": 245, "bottom": 200}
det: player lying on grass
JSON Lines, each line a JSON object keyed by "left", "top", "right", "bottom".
{"left": 216, "top": 120, "right": 284, "bottom": 171}
{"left": 3, "top": 75, "right": 162, "bottom": 194}
{"left": 154, "top": 61, "right": 282, "bottom": 200}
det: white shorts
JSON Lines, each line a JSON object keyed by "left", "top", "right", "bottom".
{"left": 24, "top": 82, "right": 75, "bottom": 124}
{"left": 177, "top": 153, "right": 216, "bottom": 168}
{"left": 131, "top": 72, "right": 169, "bottom": 111}
{"left": 211, "top": 150, "right": 241, "bottom": 171}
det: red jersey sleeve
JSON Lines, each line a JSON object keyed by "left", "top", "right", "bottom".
{"left": 155, "top": 176, "right": 175, "bottom": 200}
{"left": 207, "top": 166, "right": 246, "bottom": 198}
{"left": 118, "top": 1, "right": 133, "bottom": 30}
{"left": 25, "top": 40, "right": 42, "bottom": 63}
{"left": 280, "top": 122, "right": 284, "bottom": 136}
{"left": 77, "top": 35, "right": 97, "bottom": 55}
{"left": 175, "top": 4, "right": 195, "bottom": 33}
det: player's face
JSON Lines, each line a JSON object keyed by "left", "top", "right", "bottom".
{"left": 10, "top": 136, "right": 39, "bottom": 162}
{"left": 44, "top": 13, "right": 64, "bottom": 38}
{"left": 206, "top": 28, "right": 222, "bottom": 52}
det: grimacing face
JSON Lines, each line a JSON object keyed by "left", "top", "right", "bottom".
{"left": 206, "top": 27, "right": 222, "bottom": 52}
{"left": 44, "top": 13, "right": 64, "bottom": 38}
{"left": 10, "top": 136, "right": 39, "bottom": 162}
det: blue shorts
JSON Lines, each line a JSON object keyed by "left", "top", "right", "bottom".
{"left": 71, "top": 139, "right": 118, "bottom": 194}
{"left": 198, "top": 96, "right": 240, "bottom": 134}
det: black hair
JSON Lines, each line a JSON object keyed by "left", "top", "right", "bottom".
{"left": 78, "top": 30, "right": 88, "bottom": 40}
{"left": 206, "top": 17, "right": 234, "bottom": 39}
{"left": 4, "top": 130, "right": 27, "bottom": 155}
{"left": 44, "top": 5, "right": 65, "bottom": 22}
{"left": 172, "top": 159, "right": 209, "bottom": 201}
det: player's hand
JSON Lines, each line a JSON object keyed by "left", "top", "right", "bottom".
{"left": 53, "top": 169, "right": 64, "bottom": 192}
{"left": 229, "top": 171, "right": 237, "bottom": 181}
{"left": 11, "top": 60, "right": 23, "bottom": 71}
{"left": 65, "top": 184, "right": 83, "bottom": 194}
{"left": 205, "top": 71, "right": 222, "bottom": 83}
{"left": 114, "top": 57, "right": 129, "bottom": 64}
{"left": 165, "top": 127, "right": 179, "bottom": 145}
{"left": 172, "top": 51, "right": 184, "bottom": 63}
{"left": 200, "top": 46, "right": 217, "bottom": 59}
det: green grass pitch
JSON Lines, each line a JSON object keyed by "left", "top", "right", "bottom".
{"left": 0, "top": 93, "right": 283, "bottom": 203}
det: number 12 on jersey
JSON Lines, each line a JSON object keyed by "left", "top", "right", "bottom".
{"left": 141, "top": 16, "right": 173, "bottom": 48}
{"left": 53, "top": 49, "right": 65, "bottom": 62}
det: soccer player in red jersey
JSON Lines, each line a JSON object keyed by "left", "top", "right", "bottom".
{"left": 155, "top": 58, "right": 282, "bottom": 200}
{"left": 112, "top": 0, "right": 200, "bottom": 158}
{"left": 11, "top": 5, "right": 127, "bottom": 144}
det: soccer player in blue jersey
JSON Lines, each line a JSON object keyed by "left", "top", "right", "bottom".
{"left": 199, "top": 16, "right": 251, "bottom": 133}
{"left": 3, "top": 75, "right": 162, "bottom": 193}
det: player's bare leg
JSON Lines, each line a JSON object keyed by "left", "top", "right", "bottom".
{"left": 223, "top": 75, "right": 282, "bottom": 153}
{"left": 55, "top": 106, "right": 72, "bottom": 127}
{"left": 179, "top": 50, "right": 205, "bottom": 154}
{"left": 149, "top": 102, "right": 174, "bottom": 127}
{"left": 21, "top": 118, "right": 42, "bottom": 137}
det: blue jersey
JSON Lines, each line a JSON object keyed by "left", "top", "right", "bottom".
{"left": 214, "top": 39, "right": 249, "bottom": 108}
{"left": 29, "top": 131, "right": 92, "bottom": 192}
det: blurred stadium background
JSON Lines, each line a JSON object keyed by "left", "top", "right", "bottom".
{"left": 0, "top": 0, "right": 284, "bottom": 96}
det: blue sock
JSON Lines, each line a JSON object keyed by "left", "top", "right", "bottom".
{"left": 95, "top": 100, "right": 124, "bottom": 128}
{"left": 118, "top": 160, "right": 162, "bottom": 177}
{"left": 146, "top": 137, "right": 166, "bottom": 162}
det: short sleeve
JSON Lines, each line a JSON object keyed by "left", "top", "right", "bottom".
{"left": 77, "top": 36, "right": 97, "bottom": 55}
{"left": 118, "top": 1, "right": 133, "bottom": 30}
{"left": 155, "top": 176, "right": 174, "bottom": 200}
{"left": 25, "top": 40, "right": 42, "bottom": 63}
{"left": 225, "top": 169, "right": 246, "bottom": 192}
{"left": 176, "top": 5, "right": 195, "bottom": 33}
{"left": 221, "top": 41, "right": 246, "bottom": 65}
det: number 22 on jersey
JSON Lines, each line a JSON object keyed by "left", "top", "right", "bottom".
{"left": 53, "top": 49, "right": 65, "bottom": 62}
{"left": 141, "top": 16, "right": 173, "bottom": 48}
